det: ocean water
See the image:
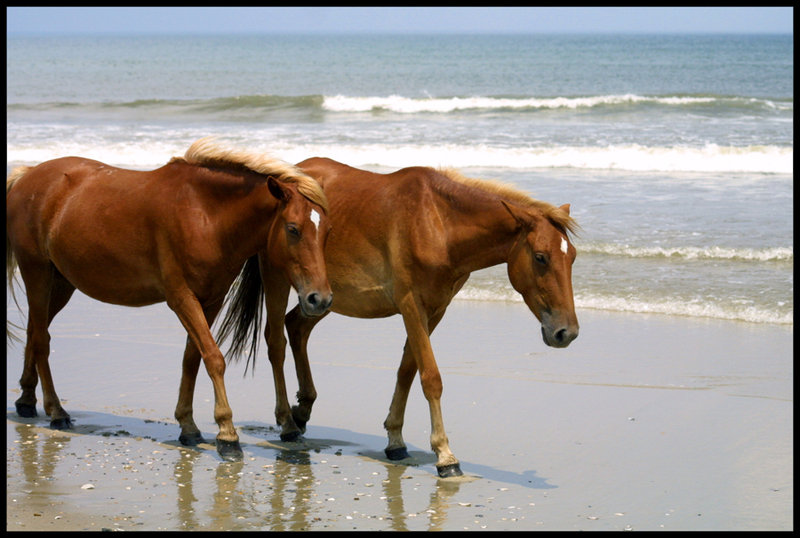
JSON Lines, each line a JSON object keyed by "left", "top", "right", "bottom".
{"left": 6, "top": 34, "right": 793, "bottom": 325}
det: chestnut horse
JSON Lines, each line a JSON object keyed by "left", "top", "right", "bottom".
{"left": 6, "top": 138, "right": 332, "bottom": 462}
{"left": 221, "top": 158, "right": 579, "bottom": 477}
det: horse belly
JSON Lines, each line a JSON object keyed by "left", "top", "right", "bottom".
{"left": 46, "top": 217, "right": 165, "bottom": 307}
{"left": 328, "top": 268, "right": 398, "bottom": 318}
{"left": 330, "top": 286, "right": 398, "bottom": 318}
{"left": 52, "top": 254, "right": 165, "bottom": 307}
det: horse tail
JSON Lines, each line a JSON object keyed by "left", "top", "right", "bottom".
{"left": 215, "top": 254, "right": 264, "bottom": 373}
{"left": 6, "top": 166, "right": 31, "bottom": 343}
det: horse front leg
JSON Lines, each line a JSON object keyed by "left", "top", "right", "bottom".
{"left": 263, "top": 282, "right": 301, "bottom": 441}
{"left": 285, "top": 304, "right": 326, "bottom": 434}
{"left": 168, "top": 289, "right": 241, "bottom": 462}
{"left": 394, "top": 295, "right": 462, "bottom": 478}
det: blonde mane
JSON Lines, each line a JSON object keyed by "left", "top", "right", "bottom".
{"left": 179, "top": 137, "right": 328, "bottom": 212}
{"left": 438, "top": 168, "right": 579, "bottom": 236}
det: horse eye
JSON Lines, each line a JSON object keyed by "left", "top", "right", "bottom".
{"left": 534, "top": 253, "right": 548, "bottom": 266}
{"left": 287, "top": 224, "right": 301, "bottom": 238}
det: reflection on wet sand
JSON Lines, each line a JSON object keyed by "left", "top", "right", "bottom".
{"left": 174, "top": 450, "right": 272, "bottom": 530}
{"left": 174, "top": 449, "right": 199, "bottom": 528}
{"left": 167, "top": 437, "right": 466, "bottom": 530}
{"left": 380, "top": 457, "right": 463, "bottom": 531}
{"left": 9, "top": 417, "right": 483, "bottom": 531}
{"left": 13, "top": 421, "right": 71, "bottom": 488}
{"left": 266, "top": 450, "right": 316, "bottom": 531}
{"left": 208, "top": 461, "right": 250, "bottom": 529}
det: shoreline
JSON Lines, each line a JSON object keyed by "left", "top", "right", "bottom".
{"left": 7, "top": 294, "right": 793, "bottom": 531}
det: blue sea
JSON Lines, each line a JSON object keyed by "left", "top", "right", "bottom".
{"left": 6, "top": 34, "right": 793, "bottom": 325}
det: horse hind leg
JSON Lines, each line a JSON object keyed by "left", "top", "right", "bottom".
{"left": 174, "top": 338, "right": 207, "bottom": 446}
{"left": 39, "top": 272, "right": 76, "bottom": 429}
{"left": 174, "top": 299, "right": 226, "bottom": 447}
{"left": 383, "top": 340, "right": 416, "bottom": 461}
{"left": 16, "top": 266, "right": 75, "bottom": 429}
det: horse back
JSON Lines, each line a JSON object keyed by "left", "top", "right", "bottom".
{"left": 297, "top": 157, "right": 443, "bottom": 221}
{"left": 11, "top": 157, "right": 139, "bottom": 206}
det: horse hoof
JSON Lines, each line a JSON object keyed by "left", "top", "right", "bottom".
{"left": 216, "top": 439, "right": 243, "bottom": 462}
{"left": 293, "top": 418, "right": 308, "bottom": 433}
{"left": 179, "top": 432, "right": 206, "bottom": 446}
{"left": 290, "top": 406, "right": 308, "bottom": 432}
{"left": 15, "top": 402, "right": 38, "bottom": 418}
{"left": 50, "top": 417, "right": 73, "bottom": 430}
{"left": 280, "top": 430, "right": 304, "bottom": 443}
{"left": 385, "top": 446, "right": 410, "bottom": 461}
{"left": 437, "top": 463, "right": 463, "bottom": 478}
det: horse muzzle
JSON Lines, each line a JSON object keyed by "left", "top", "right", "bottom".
{"left": 540, "top": 313, "right": 579, "bottom": 348}
{"left": 299, "top": 290, "right": 333, "bottom": 317}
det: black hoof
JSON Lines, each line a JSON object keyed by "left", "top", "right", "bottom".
{"left": 293, "top": 418, "right": 308, "bottom": 433}
{"left": 280, "top": 430, "right": 304, "bottom": 443}
{"left": 179, "top": 431, "right": 206, "bottom": 446}
{"left": 15, "top": 402, "right": 38, "bottom": 418}
{"left": 216, "top": 439, "right": 243, "bottom": 462}
{"left": 437, "top": 463, "right": 463, "bottom": 478}
{"left": 290, "top": 406, "right": 308, "bottom": 432}
{"left": 385, "top": 446, "right": 410, "bottom": 461}
{"left": 50, "top": 417, "right": 73, "bottom": 430}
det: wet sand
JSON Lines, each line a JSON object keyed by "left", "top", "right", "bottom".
{"left": 6, "top": 292, "right": 793, "bottom": 531}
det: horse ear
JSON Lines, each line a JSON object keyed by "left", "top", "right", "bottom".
{"left": 559, "top": 203, "right": 571, "bottom": 215}
{"left": 501, "top": 201, "right": 532, "bottom": 229}
{"left": 267, "top": 176, "right": 291, "bottom": 202}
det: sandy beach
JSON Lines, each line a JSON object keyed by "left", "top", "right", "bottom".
{"left": 6, "top": 291, "right": 793, "bottom": 531}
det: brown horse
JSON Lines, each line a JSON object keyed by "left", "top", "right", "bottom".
{"left": 221, "top": 158, "right": 579, "bottom": 477}
{"left": 6, "top": 138, "right": 332, "bottom": 462}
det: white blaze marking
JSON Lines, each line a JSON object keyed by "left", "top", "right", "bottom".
{"left": 310, "top": 209, "right": 321, "bottom": 237}
{"left": 560, "top": 237, "right": 568, "bottom": 254}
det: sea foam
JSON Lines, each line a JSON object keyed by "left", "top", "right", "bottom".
{"left": 321, "top": 94, "right": 790, "bottom": 113}
{"left": 7, "top": 140, "right": 792, "bottom": 175}
{"left": 581, "top": 243, "right": 793, "bottom": 263}
{"left": 454, "top": 288, "right": 793, "bottom": 326}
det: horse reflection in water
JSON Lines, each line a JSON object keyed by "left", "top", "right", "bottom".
{"left": 6, "top": 138, "right": 331, "bottom": 462}
{"left": 171, "top": 442, "right": 465, "bottom": 530}
{"left": 221, "top": 158, "right": 579, "bottom": 477}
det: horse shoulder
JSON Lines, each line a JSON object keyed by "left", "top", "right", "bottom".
{"left": 388, "top": 175, "right": 451, "bottom": 271}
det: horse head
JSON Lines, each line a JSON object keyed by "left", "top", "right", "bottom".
{"left": 503, "top": 201, "right": 579, "bottom": 348}
{"left": 266, "top": 176, "right": 333, "bottom": 317}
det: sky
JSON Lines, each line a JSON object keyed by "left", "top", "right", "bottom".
{"left": 5, "top": 6, "right": 794, "bottom": 36}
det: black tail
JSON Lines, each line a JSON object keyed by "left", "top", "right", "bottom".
{"left": 216, "top": 255, "right": 263, "bottom": 373}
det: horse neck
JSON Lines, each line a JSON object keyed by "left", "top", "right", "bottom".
{"left": 193, "top": 166, "right": 282, "bottom": 258}
{"left": 442, "top": 193, "right": 519, "bottom": 274}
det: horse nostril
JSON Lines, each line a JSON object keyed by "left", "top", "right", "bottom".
{"left": 554, "top": 326, "right": 578, "bottom": 346}
{"left": 555, "top": 328, "right": 567, "bottom": 343}
{"left": 304, "top": 292, "right": 332, "bottom": 312}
